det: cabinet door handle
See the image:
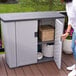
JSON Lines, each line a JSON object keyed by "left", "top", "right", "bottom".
{"left": 34, "top": 32, "right": 38, "bottom": 37}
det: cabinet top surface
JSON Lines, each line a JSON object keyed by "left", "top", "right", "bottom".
{"left": 0, "top": 11, "right": 65, "bottom": 22}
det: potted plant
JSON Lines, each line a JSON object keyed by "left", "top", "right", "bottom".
{"left": 63, "top": 28, "right": 73, "bottom": 54}
{"left": 62, "top": 16, "right": 74, "bottom": 54}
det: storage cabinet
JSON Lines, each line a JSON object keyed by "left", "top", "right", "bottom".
{"left": 0, "top": 12, "right": 65, "bottom": 69}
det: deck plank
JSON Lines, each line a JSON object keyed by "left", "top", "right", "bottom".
{"left": 0, "top": 53, "right": 75, "bottom": 76}
{"left": 23, "top": 65, "right": 34, "bottom": 76}
{"left": 15, "top": 67, "right": 25, "bottom": 76}
{"left": 48, "top": 61, "right": 67, "bottom": 76}
{"left": 42, "top": 61, "right": 59, "bottom": 76}
{"left": 30, "top": 64, "right": 43, "bottom": 76}
{"left": 0, "top": 55, "right": 7, "bottom": 76}
{"left": 2, "top": 54, "right": 16, "bottom": 76}
{"left": 36, "top": 62, "right": 58, "bottom": 76}
{"left": 62, "top": 53, "right": 74, "bottom": 66}
{"left": 61, "top": 61, "right": 69, "bottom": 74}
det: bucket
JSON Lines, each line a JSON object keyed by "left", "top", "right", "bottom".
{"left": 42, "top": 43, "right": 54, "bottom": 57}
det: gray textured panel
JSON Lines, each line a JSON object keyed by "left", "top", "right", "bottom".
{"left": 0, "top": 12, "right": 65, "bottom": 22}
{"left": 16, "top": 20, "right": 38, "bottom": 66}
{"left": 1, "top": 21, "right": 16, "bottom": 68}
{"left": 54, "top": 18, "right": 64, "bottom": 69}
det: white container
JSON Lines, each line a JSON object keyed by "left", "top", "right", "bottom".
{"left": 63, "top": 39, "right": 72, "bottom": 54}
{"left": 42, "top": 44, "right": 54, "bottom": 57}
{"left": 37, "top": 52, "right": 43, "bottom": 60}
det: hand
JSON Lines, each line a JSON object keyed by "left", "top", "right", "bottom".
{"left": 61, "top": 33, "right": 69, "bottom": 41}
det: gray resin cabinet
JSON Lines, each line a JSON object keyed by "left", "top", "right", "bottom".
{"left": 0, "top": 12, "right": 65, "bottom": 69}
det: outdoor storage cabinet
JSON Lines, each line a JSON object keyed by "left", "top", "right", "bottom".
{"left": 0, "top": 12, "right": 65, "bottom": 69}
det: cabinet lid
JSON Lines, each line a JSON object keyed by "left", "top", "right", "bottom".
{"left": 0, "top": 11, "right": 65, "bottom": 22}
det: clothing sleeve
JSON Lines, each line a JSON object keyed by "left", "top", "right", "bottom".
{"left": 66, "top": 3, "right": 74, "bottom": 26}
{"left": 68, "top": 17, "right": 72, "bottom": 25}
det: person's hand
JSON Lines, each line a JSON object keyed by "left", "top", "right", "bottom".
{"left": 61, "top": 33, "right": 69, "bottom": 41}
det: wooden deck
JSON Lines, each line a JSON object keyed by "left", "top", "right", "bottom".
{"left": 0, "top": 53, "right": 75, "bottom": 76}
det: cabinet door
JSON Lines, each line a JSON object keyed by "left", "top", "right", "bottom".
{"left": 1, "top": 21, "right": 16, "bottom": 68}
{"left": 16, "top": 20, "right": 38, "bottom": 66}
{"left": 54, "top": 19, "right": 64, "bottom": 69}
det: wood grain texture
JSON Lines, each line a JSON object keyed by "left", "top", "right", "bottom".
{"left": 0, "top": 53, "right": 75, "bottom": 76}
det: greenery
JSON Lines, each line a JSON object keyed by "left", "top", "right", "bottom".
{"left": 0, "top": 51, "right": 5, "bottom": 54}
{"left": 66, "top": 35, "right": 72, "bottom": 40}
{"left": 0, "top": 0, "right": 65, "bottom": 13}
{"left": 66, "top": 28, "right": 73, "bottom": 40}
{"left": 50, "top": 0, "right": 65, "bottom": 11}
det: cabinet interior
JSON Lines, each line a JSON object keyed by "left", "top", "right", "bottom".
{"left": 37, "top": 19, "right": 55, "bottom": 63}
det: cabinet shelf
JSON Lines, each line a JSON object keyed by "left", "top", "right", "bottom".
{"left": 38, "top": 40, "right": 54, "bottom": 45}
{"left": 38, "top": 56, "right": 54, "bottom": 63}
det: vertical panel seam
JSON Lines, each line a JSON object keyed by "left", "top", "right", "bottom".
{"left": 15, "top": 21, "right": 17, "bottom": 67}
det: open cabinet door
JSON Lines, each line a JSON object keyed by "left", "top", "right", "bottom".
{"left": 54, "top": 19, "right": 64, "bottom": 69}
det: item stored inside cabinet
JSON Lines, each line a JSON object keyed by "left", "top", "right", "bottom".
{"left": 39, "top": 25, "right": 55, "bottom": 41}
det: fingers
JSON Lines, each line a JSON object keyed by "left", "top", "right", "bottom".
{"left": 61, "top": 33, "right": 69, "bottom": 41}
{"left": 61, "top": 34, "right": 66, "bottom": 41}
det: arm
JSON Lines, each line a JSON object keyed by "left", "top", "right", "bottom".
{"left": 61, "top": 3, "right": 72, "bottom": 41}
{"left": 66, "top": 24, "right": 72, "bottom": 33}
{"left": 61, "top": 24, "right": 72, "bottom": 41}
